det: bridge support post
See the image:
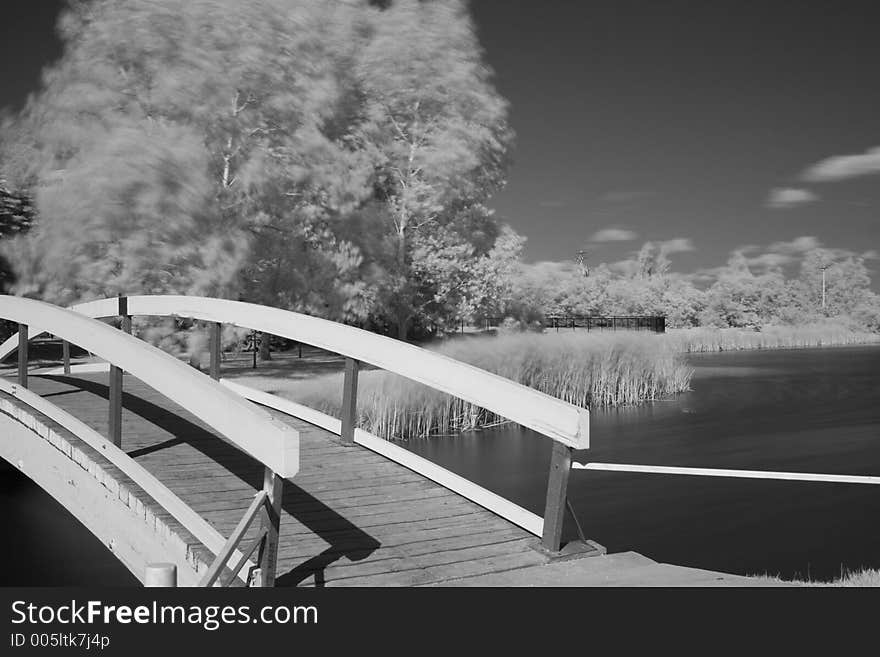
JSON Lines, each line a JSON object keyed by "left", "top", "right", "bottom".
{"left": 109, "top": 295, "right": 129, "bottom": 447}
{"left": 541, "top": 442, "right": 573, "bottom": 553}
{"left": 62, "top": 340, "right": 70, "bottom": 375}
{"left": 257, "top": 467, "right": 283, "bottom": 587}
{"left": 119, "top": 296, "right": 131, "bottom": 335}
{"left": 109, "top": 365, "right": 123, "bottom": 447}
{"left": 209, "top": 322, "right": 221, "bottom": 380}
{"left": 17, "top": 324, "right": 27, "bottom": 389}
{"left": 341, "top": 357, "right": 360, "bottom": 445}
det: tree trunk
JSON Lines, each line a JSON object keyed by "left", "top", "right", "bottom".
{"left": 396, "top": 228, "right": 409, "bottom": 341}
{"left": 259, "top": 331, "right": 272, "bottom": 361}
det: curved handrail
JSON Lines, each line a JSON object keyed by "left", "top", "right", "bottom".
{"left": 12, "top": 295, "right": 589, "bottom": 449}
{"left": 0, "top": 379, "right": 255, "bottom": 584}
{"left": 0, "top": 296, "right": 299, "bottom": 477}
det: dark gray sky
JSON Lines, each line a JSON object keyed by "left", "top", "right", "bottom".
{"left": 470, "top": 0, "right": 880, "bottom": 278}
{"left": 2, "top": 0, "right": 878, "bottom": 279}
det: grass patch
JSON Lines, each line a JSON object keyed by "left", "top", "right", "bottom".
{"left": 275, "top": 331, "right": 692, "bottom": 440}
{"left": 751, "top": 567, "right": 880, "bottom": 587}
{"left": 666, "top": 322, "right": 880, "bottom": 353}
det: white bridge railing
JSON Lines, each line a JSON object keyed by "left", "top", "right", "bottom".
{"left": 0, "top": 296, "right": 299, "bottom": 586}
{"left": 1, "top": 294, "right": 592, "bottom": 554}
{"left": 574, "top": 462, "right": 880, "bottom": 485}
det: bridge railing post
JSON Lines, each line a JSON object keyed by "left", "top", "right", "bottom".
{"left": 209, "top": 322, "right": 222, "bottom": 380}
{"left": 62, "top": 339, "right": 71, "bottom": 374}
{"left": 109, "top": 295, "right": 129, "bottom": 447}
{"left": 541, "top": 441, "right": 573, "bottom": 553}
{"left": 341, "top": 357, "right": 360, "bottom": 445}
{"left": 257, "top": 467, "right": 283, "bottom": 587}
{"left": 17, "top": 323, "right": 28, "bottom": 389}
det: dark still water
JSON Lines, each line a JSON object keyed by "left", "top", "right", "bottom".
{"left": 0, "top": 460, "right": 138, "bottom": 585}
{"left": 2, "top": 345, "right": 879, "bottom": 584}
{"left": 407, "top": 345, "right": 880, "bottom": 581}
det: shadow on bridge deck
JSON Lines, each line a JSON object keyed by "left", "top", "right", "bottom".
{"left": 8, "top": 373, "right": 555, "bottom": 586}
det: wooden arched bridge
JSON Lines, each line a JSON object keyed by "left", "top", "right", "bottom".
{"left": 0, "top": 294, "right": 609, "bottom": 587}
{"left": 4, "top": 295, "right": 835, "bottom": 586}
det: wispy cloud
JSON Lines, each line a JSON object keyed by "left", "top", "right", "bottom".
{"left": 657, "top": 237, "right": 695, "bottom": 256}
{"left": 802, "top": 146, "right": 880, "bottom": 182}
{"left": 767, "top": 235, "right": 822, "bottom": 254}
{"left": 744, "top": 252, "right": 795, "bottom": 269}
{"left": 590, "top": 227, "right": 639, "bottom": 242}
{"left": 766, "top": 187, "right": 819, "bottom": 209}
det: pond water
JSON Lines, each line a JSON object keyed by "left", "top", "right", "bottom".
{"left": 406, "top": 345, "right": 880, "bottom": 581}
{"left": 2, "top": 345, "right": 879, "bottom": 584}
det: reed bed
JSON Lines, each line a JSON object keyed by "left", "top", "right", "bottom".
{"left": 665, "top": 322, "right": 880, "bottom": 353}
{"left": 282, "top": 331, "right": 693, "bottom": 440}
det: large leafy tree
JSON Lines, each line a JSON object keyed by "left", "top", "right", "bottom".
{"left": 352, "top": 0, "right": 513, "bottom": 338}
{"left": 1, "top": 0, "right": 518, "bottom": 342}
{"left": 0, "top": 179, "right": 35, "bottom": 295}
{"left": 0, "top": 0, "right": 372, "bottom": 306}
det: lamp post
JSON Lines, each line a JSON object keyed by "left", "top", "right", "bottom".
{"left": 819, "top": 264, "right": 829, "bottom": 310}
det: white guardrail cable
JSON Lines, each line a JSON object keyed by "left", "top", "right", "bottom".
{"left": 573, "top": 462, "right": 880, "bottom": 484}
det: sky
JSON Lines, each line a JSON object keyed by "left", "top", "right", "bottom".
{"left": 1, "top": 0, "right": 878, "bottom": 283}
{"left": 469, "top": 0, "right": 880, "bottom": 281}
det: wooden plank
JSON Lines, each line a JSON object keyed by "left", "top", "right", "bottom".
{"left": 323, "top": 550, "right": 547, "bottom": 587}
{"left": 277, "top": 524, "right": 527, "bottom": 562}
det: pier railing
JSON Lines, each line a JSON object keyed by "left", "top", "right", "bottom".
{"left": 477, "top": 315, "right": 666, "bottom": 333}
{"left": 545, "top": 315, "right": 666, "bottom": 333}
{"left": 1, "top": 294, "right": 592, "bottom": 554}
{"left": 0, "top": 296, "right": 299, "bottom": 586}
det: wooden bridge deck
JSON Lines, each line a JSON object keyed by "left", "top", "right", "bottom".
{"left": 3, "top": 372, "right": 567, "bottom": 586}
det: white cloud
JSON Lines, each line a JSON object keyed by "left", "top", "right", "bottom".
{"left": 766, "top": 235, "right": 822, "bottom": 254}
{"left": 766, "top": 187, "right": 819, "bottom": 209}
{"left": 590, "top": 227, "right": 638, "bottom": 242}
{"left": 802, "top": 146, "right": 880, "bottom": 182}
{"left": 657, "top": 238, "right": 695, "bottom": 256}
{"left": 745, "top": 253, "right": 795, "bottom": 269}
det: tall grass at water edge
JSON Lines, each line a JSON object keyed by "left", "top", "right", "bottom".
{"left": 284, "top": 332, "right": 692, "bottom": 441}
{"left": 666, "top": 322, "right": 880, "bottom": 353}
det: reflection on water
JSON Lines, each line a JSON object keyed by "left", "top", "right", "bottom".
{"left": 407, "top": 346, "right": 880, "bottom": 581}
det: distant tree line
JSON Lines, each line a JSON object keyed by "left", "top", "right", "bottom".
{"left": 507, "top": 246, "right": 880, "bottom": 332}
